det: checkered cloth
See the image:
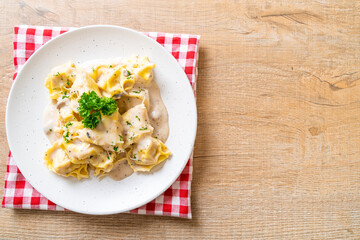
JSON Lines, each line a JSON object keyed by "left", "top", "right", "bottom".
{"left": 2, "top": 25, "right": 199, "bottom": 218}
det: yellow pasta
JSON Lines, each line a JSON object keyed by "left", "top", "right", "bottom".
{"left": 45, "top": 61, "right": 76, "bottom": 99}
{"left": 127, "top": 137, "right": 171, "bottom": 172}
{"left": 43, "top": 56, "right": 171, "bottom": 180}
{"left": 44, "top": 141, "right": 89, "bottom": 180}
{"left": 121, "top": 104, "right": 154, "bottom": 146}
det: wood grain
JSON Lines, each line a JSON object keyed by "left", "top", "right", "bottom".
{"left": 1, "top": 0, "right": 360, "bottom": 239}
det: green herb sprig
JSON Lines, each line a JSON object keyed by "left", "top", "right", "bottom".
{"left": 77, "top": 91, "right": 117, "bottom": 129}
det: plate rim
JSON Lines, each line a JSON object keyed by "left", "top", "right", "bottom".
{"left": 5, "top": 25, "right": 197, "bottom": 215}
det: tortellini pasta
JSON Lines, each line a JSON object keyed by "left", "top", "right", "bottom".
{"left": 43, "top": 56, "right": 171, "bottom": 180}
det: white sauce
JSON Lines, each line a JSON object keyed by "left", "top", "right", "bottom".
{"left": 109, "top": 159, "right": 133, "bottom": 180}
{"left": 43, "top": 100, "right": 59, "bottom": 144}
{"left": 147, "top": 82, "right": 169, "bottom": 142}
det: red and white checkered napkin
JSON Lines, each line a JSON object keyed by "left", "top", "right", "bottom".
{"left": 2, "top": 25, "right": 199, "bottom": 218}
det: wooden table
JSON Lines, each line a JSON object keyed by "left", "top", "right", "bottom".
{"left": 1, "top": 0, "right": 360, "bottom": 239}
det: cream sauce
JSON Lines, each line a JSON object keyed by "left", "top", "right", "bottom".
{"left": 109, "top": 159, "right": 134, "bottom": 180}
{"left": 43, "top": 100, "right": 60, "bottom": 144}
{"left": 133, "top": 81, "right": 169, "bottom": 142}
{"left": 147, "top": 82, "right": 169, "bottom": 142}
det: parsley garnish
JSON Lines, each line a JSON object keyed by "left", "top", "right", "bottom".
{"left": 136, "top": 116, "right": 140, "bottom": 121}
{"left": 119, "top": 135, "right": 123, "bottom": 141}
{"left": 67, "top": 79, "right": 70, "bottom": 86}
{"left": 63, "top": 131, "right": 70, "bottom": 143}
{"left": 113, "top": 146, "right": 118, "bottom": 152}
{"left": 127, "top": 70, "right": 131, "bottom": 76}
{"left": 91, "top": 67, "right": 95, "bottom": 72}
{"left": 139, "top": 126, "right": 148, "bottom": 131}
{"left": 113, "top": 73, "right": 117, "bottom": 76}
{"left": 109, "top": 65, "right": 113, "bottom": 68}
{"left": 55, "top": 72, "right": 60, "bottom": 76}
{"left": 62, "top": 91, "right": 69, "bottom": 99}
{"left": 133, "top": 154, "right": 136, "bottom": 159}
{"left": 107, "top": 155, "right": 110, "bottom": 160}
{"left": 132, "top": 89, "right": 144, "bottom": 94}
{"left": 71, "top": 74, "right": 74, "bottom": 77}
{"left": 129, "top": 135, "right": 133, "bottom": 141}
{"left": 77, "top": 91, "right": 118, "bottom": 129}
{"left": 154, "top": 136, "right": 158, "bottom": 139}
{"left": 49, "top": 129, "right": 52, "bottom": 132}
{"left": 65, "top": 122, "right": 73, "bottom": 128}
{"left": 100, "top": 97, "right": 118, "bottom": 115}
{"left": 90, "top": 156, "right": 93, "bottom": 159}
{"left": 126, "top": 121, "right": 132, "bottom": 126}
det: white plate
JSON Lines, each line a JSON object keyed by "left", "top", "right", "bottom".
{"left": 6, "top": 25, "right": 197, "bottom": 215}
